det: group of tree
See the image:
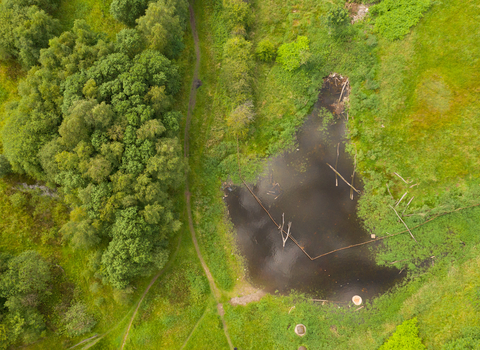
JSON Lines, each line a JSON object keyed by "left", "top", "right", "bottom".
{"left": 0, "top": 251, "right": 96, "bottom": 348}
{"left": 0, "top": 0, "right": 61, "bottom": 69}
{"left": 110, "top": 0, "right": 188, "bottom": 59}
{"left": 219, "top": 0, "right": 255, "bottom": 138}
{"left": 1, "top": 0, "right": 189, "bottom": 290}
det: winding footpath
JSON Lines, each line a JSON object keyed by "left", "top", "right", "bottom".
{"left": 70, "top": 3, "right": 233, "bottom": 350}
{"left": 183, "top": 3, "right": 234, "bottom": 349}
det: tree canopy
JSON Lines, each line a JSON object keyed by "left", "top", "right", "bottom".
{"left": 0, "top": 1, "right": 61, "bottom": 69}
{"left": 1, "top": 20, "right": 185, "bottom": 289}
{"left": 0, "top": 251, "right": 51, "bottom": 349}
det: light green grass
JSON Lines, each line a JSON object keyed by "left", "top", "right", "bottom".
{"left": 223, "top": 250, "right": 480, "bottom": 349}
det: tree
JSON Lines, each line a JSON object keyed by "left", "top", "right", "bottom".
{"left": 222, "top": 0, "right": 253, "bottom": 34}
{"left": 115, "top": 29, "right": 145, "bottom": 58}
{"left": 136, "top": 0, "right": 186, "bottom": 58}
{"left": 110, "top": 0, "right": 149, "bottom": 27}
{"left": 2, "top": 0, "right": 60, "bottom": 14}
{"left": 222, "top": 36, "right": 254, "bottom": 104}
{"left": 63, "top": 303, "right": 96, "bottom": 337}
{"left": 0, "top": 251, "right": 51, "bottom": 348}
{"left": 0, "top": 4, "right": 60, "bottom": 69}
{"left": 226, "top": 100, "right": 255, "bottom": 137}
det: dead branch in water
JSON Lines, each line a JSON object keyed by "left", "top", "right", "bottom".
{"left": 350, "top": 153, "right": 357, "bottom": 200}
{"left": 338, "top": 79, "right": 349, "bottom": 103}
{"left": 390, "top": 205, "right": 417, "bottom": 243}
{"left": 283, "top": 221, "right": 292, "bottom": 247}
{"left": 327, "top": 163, "right": 361, "bottom": 194}
{"left": 335, "top": 143, "right": 340, "bottom": 186}
{"left": 279, "top": 213, "right": 285, "bottom": 241}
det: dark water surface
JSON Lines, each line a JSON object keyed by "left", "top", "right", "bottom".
{"left": 225, "top": 77, "right": 403, "bottom": 301}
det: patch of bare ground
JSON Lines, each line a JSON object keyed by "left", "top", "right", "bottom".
{"left": 346, "top": 3, "right": 370, "bottom": 24}
{"left": 229, "top": 290, "right": 266, "bottom": 306}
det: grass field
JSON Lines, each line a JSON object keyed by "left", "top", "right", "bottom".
{"left": 1, "top": 0, "right": 480, "bottom": 348}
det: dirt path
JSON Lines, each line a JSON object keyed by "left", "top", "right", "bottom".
{"left": 183, "top": 3, "right": 234, "bottom": 349}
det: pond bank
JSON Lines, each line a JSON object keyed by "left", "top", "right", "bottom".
{"left": 225, "top": 74, "right": 403, "bottom": 301}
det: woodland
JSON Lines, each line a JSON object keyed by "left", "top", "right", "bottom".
{"left": 0, "top": 0, "right": 479, "bottom": 349}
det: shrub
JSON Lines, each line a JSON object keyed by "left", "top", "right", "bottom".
{"left": 371, "top": 0, "right": 432, "bottom": 40}
{"left": 276, "top": 36, "right": 310, "bottom": 71}
{"left": 9, "top": 192, "right": 28, "bottom": 209}
{"left": 379, "top": 317, "right": 426, "bottom": 350}
{"left": 327, "top": 5, "right": 349, "bottom": 27}
{"left": 63, "top": 303, "right": 96, "bottom": 337}
{"left": 222, "top": 36, "right": 254, "bottom": 104}
{"left": 255, "top": 39, "right": 276, "bottom": 62}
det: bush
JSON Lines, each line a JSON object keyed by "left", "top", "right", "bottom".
{"left": 379, "top": 318, "right": 426, "bottom": 350}
{"left": 63, "top": 303, "right": 96, "bottom": 337}
{"left": 371, "top": 0, "right": 432, "bottom": 40}
{"left": 9, "top": 192, "right": 28, "bottom": 209}
{"left": 276, "top": 36, "right": 310, "bottom": 72}
{"left": 222, "top": 36, "right": 254, "bottom": 104}
{"left": 327, "top": 5, "right": 349, "bottom": 27}
{"left": 0, "top": 155, "right": 12, "bottom": 177}
{"left": 255, "top": 39, "right": 276, "bottom": 62}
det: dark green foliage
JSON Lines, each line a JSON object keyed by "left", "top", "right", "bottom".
{"left": 136, "top": 0, "right": 189, "bottom": 59}
{"left": 0, "top": 155, "right": 12, "bottom": 178}
{"left": 276, "top": 36, "right": 310, "bottom": 72}
{"left": 0, "top": 251, "right": 51, "bottom": 348}
{"left": 0, "top": 3, "right": 60, "bottom": 69}
{"left": 63, "top": 303, "right": 96, "bottom": 337}
{"left": 1, "top": 19, "right": 185, "bottom": 288}
{"left": 371, "top": 0, "right": 432, "bottom": 40}
{"left": 2, "top": 20, "right": 113, "bottom": 180}
{"left": 379, "top": 318, "right": 425, "bottom": 349}
{"left": 101, "top": 207, "right": 170, "bottom": 288}
{"left": 2, "top": 0, "right": 60, "bottom": 14}
{"left": 115, "top": 29, "right": 146, "bottom": 58}
{"left": 255, "top": 39, "right": 276, "bottom": 62}
{"left": 327, "top": 5, "right": 349, "bottom": 27}
{"left": 110, "top": 0, "right": 149, "bottom": 27}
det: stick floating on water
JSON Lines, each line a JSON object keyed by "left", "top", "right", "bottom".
{"left": 326, "top": 163, "right": 361, "bottom": 194}
{"left": 335, "top": 143, "right": 340, "bottom": 187}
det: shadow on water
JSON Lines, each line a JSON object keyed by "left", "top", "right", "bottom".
{"left": 225, "top": 74, "right": 404, "bottom": 301}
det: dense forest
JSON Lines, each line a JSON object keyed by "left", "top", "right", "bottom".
{"left": 0, "top": 0, "right": 479, "bottom": 349}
